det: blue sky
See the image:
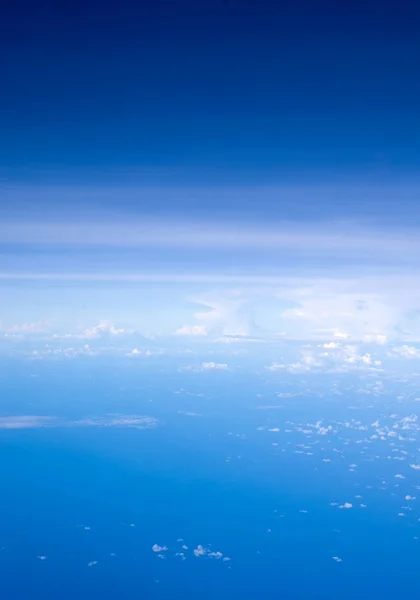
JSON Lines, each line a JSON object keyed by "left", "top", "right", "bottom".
{"left": 1, "top": 0, "right": 420, "bottom": 355}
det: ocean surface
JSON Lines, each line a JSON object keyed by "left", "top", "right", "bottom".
{"left": 1, "top": 359, "right": 419, "bottom": 599}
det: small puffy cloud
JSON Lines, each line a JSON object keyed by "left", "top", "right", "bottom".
{"left": 339, "top": 502, "right": 353, "bottom": 509}
{"left": 152, "top": 544, "right": 168, "bottom": 553}
{"left": 87, "top": 561, "right": 98, "bottom": 567}
{"left": 125, "top": 348, "right": 163, "bottom": 357}
{"left": 193, "top": 545, "right": 208, "bottom": 557}
{"left": 82, "top": 320, "right": 126, "bottom": 338}
{"left": 174, "top": 325, "right": 208, "bottom": 336}
{"left": 332, "top": 556, "right": 343, "bottom": 563}
{"left": 410, "top": 464, "right": 420, "bottom": 471}
{"left": 201, "top": 362, "right": 228, "bottom": 371}
{"left": 184, "top": 362, "right": 229, "bottom": 372}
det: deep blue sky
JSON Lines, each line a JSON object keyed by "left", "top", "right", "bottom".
{"left": 2, "top": 0, "right": 420, "bottom": 183}
{"left": 1, "top": 0, "right": 420, "bottom": 337}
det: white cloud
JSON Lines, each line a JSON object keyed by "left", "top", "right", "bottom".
{"left": 152, "top": 544, "right": 168, "bottom": 553}
{"left": 184, "top": 362, "right": 229, "bottom": 372}
{"left": 29, "top": 345, "right": 96, "bottom": 358}
{"left": 193, "top": 545, "right": 208, "bottom": 557}
{"left": 201, "top": 362, "right": 228, "bottom": 371}
{"left": 184, "top": 292, "right": 262, "bottom": 339}
{"left": 82, "top": 320, "right": 127, "bottom": 338}
{"left": 265, "top": 344, "right": 382, "bottom": 375}
{"left": 339, "top": 503, "right": 353, "bottom": 509}
{"left": 125, "top": 348, "right": 163, "bottom": 357}
{"left": 389, "top": 345, "right": 420, "bottom": 359}
{"left": 410, "top": 464, "right": 420, "bottom": 471}
{"left": 0, "top": 414, "right": 158, "bottom": 430}
{"left": 0, "top": 416, "right": 56, "bottom": 429}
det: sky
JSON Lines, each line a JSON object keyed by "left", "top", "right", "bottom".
{"left": 1, "top": 0, "right": 420, "bottom": 352}
{"left": 2, "top": 5, "right": 420, "bottom": 597}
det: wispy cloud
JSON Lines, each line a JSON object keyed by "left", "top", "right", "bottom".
{"left": 0, "top": 414, "right": 159, "bottom": 430}
{"left": 2, "top": 218, "right": 420, "bottom": 260}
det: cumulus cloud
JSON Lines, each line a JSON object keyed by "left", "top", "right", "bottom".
{"left": 265, "top": 344, "right": 382, "bottom": 374}
{"left": 193, "top": 545, "right": 208, "bottom": 557}
{"left": 152, "top": 544, "right": 168, "bottom": 553}
{"left": 82, "top": 320, "right": 127, "bottom": 338}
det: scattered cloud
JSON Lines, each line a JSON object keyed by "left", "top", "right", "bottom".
{"left": 193, "top": 545, "right": 208, "bottom": 557}
{"left": 183, "top": 361, "right": 229, "bottom": 372}
{"left": 152, "top": 544, "right": 168, "bottom": 553}
{"left": 265, "top": 343, "right": 382, "bottom": 374}
{"left": 125, "top": 348, "right": 164, "bottom": 357}
{"left": 81, "top": 320, "right": 128, "bottom": 339}
{"left": 201, "top": 361, "right": 228, "bottom": 371}
{"left": 389, "top": 345, "right": 420, "bottom": 359}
